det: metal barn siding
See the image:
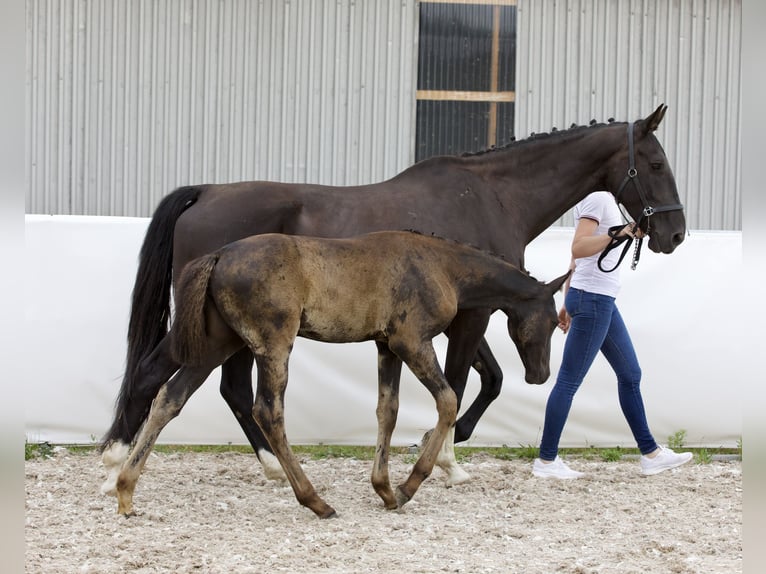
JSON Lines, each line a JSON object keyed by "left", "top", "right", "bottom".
{"left": 26, "top": 0, "right": 418, "bottom": 217}
{"left": 516, "top": 0, "right": 741, "bottom": 230}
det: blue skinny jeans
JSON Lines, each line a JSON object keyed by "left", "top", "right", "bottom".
{"left": 538, "top": 287, "right": 659, "bottom": 461}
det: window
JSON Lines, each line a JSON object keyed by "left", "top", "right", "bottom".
{"left": 416, "top": 0, "right": 517, "bottom": 161}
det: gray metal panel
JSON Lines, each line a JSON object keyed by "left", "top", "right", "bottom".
{"left": 26, "top": 0, "right": 419, "bottom": 217}
{"left": 516, "top": 0, "right": 741, "bottom": 230}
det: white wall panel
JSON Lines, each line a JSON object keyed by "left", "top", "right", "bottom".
{"left": 516, "top": 0, "right": 741, "bottom": 230}
{"left": 24, "top": 216, "right": 743, "bottom": 447}
{"left": 26, "top": 0, "right": 418, "bottom": 216}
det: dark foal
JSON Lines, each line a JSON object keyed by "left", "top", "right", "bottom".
{"left": 113, "top": 231, "right": 568, "bottom": 518}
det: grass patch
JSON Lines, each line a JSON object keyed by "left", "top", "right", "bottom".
{"left": 25, "top": 441, "right": 54, "bottom": 460}
{"left": 23, "top": 442, "right": 742, "bottom": 462}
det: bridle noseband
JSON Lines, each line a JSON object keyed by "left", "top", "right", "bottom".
{"left": 598, "top": 121, "right": 684, "bottom": 272}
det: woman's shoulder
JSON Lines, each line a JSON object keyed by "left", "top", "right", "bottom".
{"left": 575, "top": 191, "right": 613, "bottom": 220}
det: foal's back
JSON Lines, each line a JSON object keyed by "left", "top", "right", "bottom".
{"left": 209, "top": 232, "right": 465, "bottom": 345}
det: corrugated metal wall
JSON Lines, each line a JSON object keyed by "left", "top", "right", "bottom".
{"left": 516, "top": 0, "right": 741, "bottom": 230}
{"left": 26, "top": 0, "right": 741, "bottom": 230}
{"left": 25, "top": 0, "right": 418, "bottom": 216}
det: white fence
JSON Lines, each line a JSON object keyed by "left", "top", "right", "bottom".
{"left": 25, "top": 215, "right": 743, "bottom": 448}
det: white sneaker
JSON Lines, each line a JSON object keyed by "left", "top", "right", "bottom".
{"left": 640, "top": 446, "right": 693, "bottom": 476}
{"left": 532, "top": 456, "right": 584, "bottom": 479}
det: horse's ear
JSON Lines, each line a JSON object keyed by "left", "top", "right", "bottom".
{"left": 547, "top": 270, "right": 571, "bottom": 294}
{"left": 642, "top": 104, "right": 668, "bottom": 133}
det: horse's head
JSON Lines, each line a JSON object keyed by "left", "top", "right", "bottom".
{"left": 504, "top": 271, "right": 570, "bottom": 385}
{"left": 605, "top": 104, "right": 686, "bottom": 254}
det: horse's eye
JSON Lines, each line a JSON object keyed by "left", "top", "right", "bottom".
{"left": 650, "top": 162, "right": 663, "bottom": 170}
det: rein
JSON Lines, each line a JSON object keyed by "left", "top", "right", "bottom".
{"left": 598, "top": 121, "right": 684, "bottom": 272}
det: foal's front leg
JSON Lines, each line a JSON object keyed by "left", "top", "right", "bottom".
{"left": 371, "top": 343, "right": 402, "bottom": 509}
{"left": 392, "top": 342, "right": 458, "bottom": 508}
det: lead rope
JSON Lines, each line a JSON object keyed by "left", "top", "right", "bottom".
{"left": 597, "top": 224, "right": 642, "bottom": 273}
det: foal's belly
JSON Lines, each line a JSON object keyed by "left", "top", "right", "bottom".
{"left": 297, "top": 307, "right": 385, "bottom": 344}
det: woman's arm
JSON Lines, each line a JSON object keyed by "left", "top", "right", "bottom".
{"left": 570, "top": 217, "right": 637, "bottom": 259}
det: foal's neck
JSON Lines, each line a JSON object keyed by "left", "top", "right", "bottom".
{"left": 454, "top": 253, "right": 539, "bottom": 310}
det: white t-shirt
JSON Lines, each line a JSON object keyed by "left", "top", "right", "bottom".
{"left": 569, "top": 191, "right": 623, "bottom": 298}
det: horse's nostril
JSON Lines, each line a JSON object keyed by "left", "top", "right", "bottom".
{"left": 672, "top": 231, "right": 685, "bottom": 247}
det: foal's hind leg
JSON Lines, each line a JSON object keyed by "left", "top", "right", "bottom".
{"left": 251, "top": 351, "right": 336, "bottom": 519}
{"left": 101, "top": 336, "right": 180, "bottom": 496}
{"left": 114, "top": 365, "right": 212, "bottom": 516}
{"left": 371, "top": 343, "right": 402, "bottom": 510}
{"left": 219, "top": 348, "right": 286, "bottom": 481}
{"left": 391, "top": 341, "right": 458, "bottom": 508}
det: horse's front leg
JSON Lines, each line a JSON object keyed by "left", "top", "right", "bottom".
{"left": 393, "top": 342, "right": 458, "bottom": 508}
{"left": 251, "top": 351, "right": 336, "bottom": 519}
{"left": 114, "top": 365, "right": 212, "bottom": 516}
{"left": 370, "top": 343, "right": 402, "bottom": 510}
{"left": 219, "top": 347, "right": 286, "bottom": 481}
{"left": 430, "top": 309, "right": 492, "bottom": 486}
{"left": 454, "top": 336, "right": 503, "bottom": 442}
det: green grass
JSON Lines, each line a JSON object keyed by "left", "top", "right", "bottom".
{"left": 24, "top": 442, "right": 742, "bottom": 462}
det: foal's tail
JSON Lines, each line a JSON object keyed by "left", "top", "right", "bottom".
{"left": 171, "top": 253, "right": 221, "bottom": 366}
{"left": 101, "top": 185, "right": 203, "bottom": 450}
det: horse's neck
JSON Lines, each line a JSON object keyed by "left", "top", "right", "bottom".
{"left": 476, "top": 124, "right": 624, "bottom": 241}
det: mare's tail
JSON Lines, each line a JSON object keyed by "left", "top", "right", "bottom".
{"left": 170, "top": 253, "right": 221, "bottom": 366}
{"left": 101, "top": 185, "right": 204, "bottom": 450}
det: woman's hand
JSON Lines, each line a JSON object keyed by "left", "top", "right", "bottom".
{"left": 557, "top": 306, "right": 571, "bottom": 333}
{"left": 618, "top": 222, "right": 645, "bottom": 239}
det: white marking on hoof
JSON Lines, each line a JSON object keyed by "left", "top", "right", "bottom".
{"left": 434, "top": 427, "right": 472, "bottom": 487}
{"left": 100, "top": 441, "right": 130, "bottom": 497}
{"left": 258, "top": 449, "right": 287, "bottom": 481}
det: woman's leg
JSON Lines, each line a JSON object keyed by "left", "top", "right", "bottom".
{"left": 600, "top": 305, "right": 658, "bottom": 455}
{"left": 538, "top": 289, "right": 612, "bottom": 461}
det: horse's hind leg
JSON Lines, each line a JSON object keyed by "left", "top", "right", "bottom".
{"left": 114, "top": 365, "right": 212, "bottom": 516}
{"left": 392, "top": 342, "right": 458, "bottom": 508}
{"left": 371, "top": 343, "right": 402, "bottom": 510}
{"left": 219, "top": 348, "right": 286, "bottom": 481}
{"left": 251, "top": 351, "right": 336, "bottom": 519}
{"left": 101, "top": 336, "right": 180, "bottom": 496}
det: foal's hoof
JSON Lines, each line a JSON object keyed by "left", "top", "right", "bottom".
{"left": 319, "top": 508, "right": 338, "bottom": 519}
{"left": 394, "top": 486, "right": 411, "bottom": 509}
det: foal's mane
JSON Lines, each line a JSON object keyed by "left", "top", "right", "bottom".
{"left": 460, "top": 117, "right": 619, "bottom": 158}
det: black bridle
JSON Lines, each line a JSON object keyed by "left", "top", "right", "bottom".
{"left": 598, "top": 121, "right": 684, "bottom": 272}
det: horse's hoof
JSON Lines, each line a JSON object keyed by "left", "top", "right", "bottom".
{"left": 100, "top": 480, "right": 117, "bottom": 497}
{"left": 445, "top": 466, "right": 472, "bottom": 487}
{"left": 394, "top": 486, "right": 411, "bottom": 509}
{"left": 258, "top": 450, "right": 288, "bottom": 482}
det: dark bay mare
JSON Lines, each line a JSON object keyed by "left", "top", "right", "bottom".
{"left": 101, "top": 105, "right": 685, "bottom": 491}
{"left": 113, "top": 231, "right": 569, "bottom": 518}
